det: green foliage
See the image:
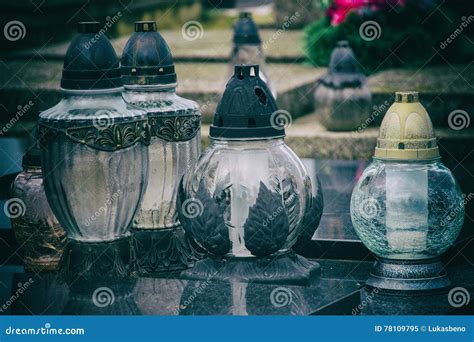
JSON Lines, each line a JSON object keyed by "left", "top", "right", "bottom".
{"left": 303, "top": 2, "right": 472, "bottom": 74}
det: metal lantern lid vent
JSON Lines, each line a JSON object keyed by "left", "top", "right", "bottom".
{"left": 61, "top": 22, "right": 122, "bottom": 90}
{"left": 375, "top": 91, "right": 440, "bottom": 160}
{"left": 318, "top": 40, "right": 366, "bottom": 89}
{"left": 121, "top": 21, "right": 177, "bottom": 87}
{"left": 233, "top": 12, "right": 261, "bottom": 45}
{"left": 210, "top": 64, "right": 283, "bottom": 140}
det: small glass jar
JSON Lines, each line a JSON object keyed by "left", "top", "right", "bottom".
{"left": 10, "top": 147, "right": 66, "bottom": 271}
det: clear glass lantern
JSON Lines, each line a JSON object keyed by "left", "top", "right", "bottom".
{"left": 121, "top": 21, "right": 202, "bottom": 273}
{"left": 38, "top": 22, "right": 149, "bottom": 287}
{"left": 178, "top": 65, "right": 322, "bottom": 283}
{"left": 229, "top": 12, "right": 276, "bottom": 99}
{"left": 350, "top": 91, "right": 464, "bottom": 291}
{"left": 314, "top": 41, "right": 371, "bottom": 131}
{"left": 10, "top": 144, "right": 66, "bottom": 271}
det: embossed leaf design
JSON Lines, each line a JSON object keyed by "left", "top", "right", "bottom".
{"left": 244, "top": 181, "right": 289, "bottom": 257}
{"left": 177, "top": 179, "right": 230, "bottom": 256}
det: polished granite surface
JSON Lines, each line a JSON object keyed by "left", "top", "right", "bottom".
{"left": 0, "top": 259, "right": 473, "bottom": 315}
{"left": 0, "top": 159, "right": 472, "bottom": 315}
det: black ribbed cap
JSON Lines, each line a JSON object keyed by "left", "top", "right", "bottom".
{"left": 233, "top": 12, "right": 261, "bottom": 45}
{"left": 61, "top": 22, "right": 122, "bottom": 90}
{"left": 318, "top": 40, "right": 366, "bottom": 88}
{"left": 121, "top": 21, "right": 177, "bottom": 87}
{"left": 210, "top": 64, "right": 283, "bottom": 140}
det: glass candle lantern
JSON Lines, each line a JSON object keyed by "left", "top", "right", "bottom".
{"left": 178, "top": 65, "right": 323, "bottom": 284}
{"left": 229, "top": 12, "right": 276, "bottom": 99}
{"left": 121, "top": 21, "right": 202, "bottom": 274}
{"left": 314, "top": 41, "right": 371, "bottom": 131}
{"left": 10, "top": 144, "right": 66, "bottom": 271}
{"left": 38, "top": 22, "right": 149, "bottom": 287}
{"left": 350, "top": 91, "right": 464, "bottom": 292}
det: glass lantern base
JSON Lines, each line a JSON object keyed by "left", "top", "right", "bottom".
{"left": 131, "top": 226, "right": 205, "bottom": 275}
{"left": 60, "top": 237, "right": 135, "bottom": 294}
{"left": 180, "top": 252, "right": 320, "bottom": 285}
{"left": 365, "top": 257, "right": 451, "bottom": 293}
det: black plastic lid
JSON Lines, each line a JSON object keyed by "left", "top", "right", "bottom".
{"left": 121, "top": 21, "right": 177, "bottom": 87}
{"left": 233, "top": 12, "right": 261, "bottom": 45}
{"left": 210, "top": 64, "right": 284, "bottom": 140}
{"left": 61, "top": 22, "right": 122, "bottom": 90}
{"left": 318, "top": 40, "right": 366, "bottom": 88}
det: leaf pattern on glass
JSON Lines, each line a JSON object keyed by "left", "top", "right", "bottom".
{"left": 61, "top": 121, "right": 149, "bottom": 151}
{"left": 149, "top": 115, "right": 200, "bottom": 142}
{"left": 244, "top": 181, "right": 289, "bottom": 256}
{"left": 177, "top": 179, "right": 230, "bottom": 256}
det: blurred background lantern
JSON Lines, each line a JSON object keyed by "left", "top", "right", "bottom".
{"left": 9, "top": 140, "right": 66, "bottom": 271}
{"left": 350, "top": 91, "right": 464, "bottom": 292}
{"left": 38, "top": 22, "right": 149, "bottom": 288}
{"left": 121, "top": 21, "right": 203, "bottom": 275}
{"left": 229, "top": 12, "right": 277, "bottom": 99}
{"left": 313, "top": 40, "right": 371, "bottom": 131}
{"left": 178, "top": 64, "right": 323, "bottom": 284}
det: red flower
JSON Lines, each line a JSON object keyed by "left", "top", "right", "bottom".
{"left": 327, "top": 0, "right": 406, "bottom": 25}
